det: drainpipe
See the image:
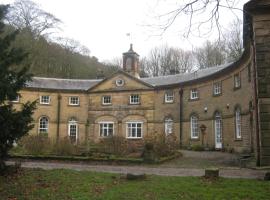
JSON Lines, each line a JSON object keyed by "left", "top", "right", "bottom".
{"left": 179, "top": 88, "right": 183, "bottom": 148}
{"left": 252, "top": 41, "right": 261, "bottom": 166}
{"left": 56, "top": 93, "right": 62, "bottom": 143}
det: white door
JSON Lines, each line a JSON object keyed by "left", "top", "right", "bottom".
{"left": 215, "top": 113, "right": 222, "bottom": 149}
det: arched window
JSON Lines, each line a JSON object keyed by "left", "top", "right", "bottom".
{"left": 214, "top": 112, "right": 222, "bottom": 149}
{"left": 39, "top": 116, "right": 49, "bottom": 133}
{"left": 165, "top": 118, "right": 173, "bottom": 136}
{"left": 68, "top": 118, "right": 78, "bottom": 143}
{"left": 235, "top": 107, "right": 241, "bottom": 139}
{"left": 190, "top": 115, "right": 199, "bottom": 139}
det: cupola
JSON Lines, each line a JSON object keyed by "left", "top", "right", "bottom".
{"left": 122, "top": 44, "right": 140, "bottom": 78}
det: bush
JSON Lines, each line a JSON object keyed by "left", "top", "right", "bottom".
{"left": 144, "top": 133, "right": 178, "bottom": 158}
{"left": 51, "top": 137, "right": 78, "bottom": 156}
{"left": 99, "top": 136, "right": 127, "bottom": 156}
{"left": 19, "top": 135, "right": 51, "bottom": 155}
{"left": 191, "top": 144, "right": 205, "bottom": 151}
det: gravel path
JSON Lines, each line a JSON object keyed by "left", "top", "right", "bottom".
{"left": 6, "top": 160, "right": 267, "bottom": 180}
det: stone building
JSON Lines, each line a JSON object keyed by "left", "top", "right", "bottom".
{"left": 12, "top": 0, "right": 270, "bottom": 165}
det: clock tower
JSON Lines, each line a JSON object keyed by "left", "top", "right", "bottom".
{"left": 123, "top": 44, "right": 140, "bottom": 78}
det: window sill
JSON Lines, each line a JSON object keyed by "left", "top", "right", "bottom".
{"left": 129, "top": 103, "right": 141, "bottom": 105}
{"left": 234, "top": 86, "right": 241, "bottom": 91}
{"left": 190, "top": 137, "right": 200, "bottom": 141}
{"left": 188, "top": 98, "right": 199, "bottom": 102}
{"left": 102, "top": 104, "right": 112, "bottom": 106}
{"left": 164, "top": 101, "right": 174, "bottom": 104}
{"left": 126, "top": 137, "right": 143, "bottom": 140}
{"left": 213, "top": 93, "right": 222, "bottom": 97}
{"left": 39, "top": 103, "right": 51, "bottom": 106}
{"left": 68, "top": 104, "right": 80, "bottom": 107}
{"left": 234, "top": 138, "right": 242, "bottom": 141}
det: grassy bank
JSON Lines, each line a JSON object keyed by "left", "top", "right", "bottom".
{"left": 1, "top": 168, "right": 270, "bottom": 200}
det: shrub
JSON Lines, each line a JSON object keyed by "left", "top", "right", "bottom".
{"left": 51, "top": 137, "right": 77, "bottom": 156}
{"left": 19, "top": 135, "right": 51, "bottom": 155}
{"left": 99, "top": 136, "right": 127, "bottom": 156}
{"left": 144, "top": 133, "right": 178, "bottom": 158}
{"left": 191, "top": 144, "right": 205, "bottom": 151}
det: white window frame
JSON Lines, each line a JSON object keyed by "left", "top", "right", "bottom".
{"left": 102, "top": 96, "right": 112, "bottom": 105}
{"left": 190, "top": 115, "right": 199, "bottom": 139}
{"left": 130, "top": 94, "right": 140, "bottom": 105}
{"left": 39, "top": 116, "right": 49, "bottom": 134}
{"left": 165, "top": 91, "right": 174, "bottom": 103}
{"left": 213, "top": 82, "right": 222, "bottom": 95}
{"left": 68, "top": 119, "right": 78, "bottom": 143}
{"left": 165, "top": 118, "right": 173, "bottom": 135}
{"left": 99, "top": 122, "right": 114, "bottom": 137}
{"left": 235, "top": 108, "right": 242, "bottom": 139}
{"left": 11, "top": 95, "right": 20, "bottom": 103}
{"left": 69, "top": 96, "right": 79, "bottom": 105}
{"left": 234, "top": 74, "right": 241, "bottom": 88}
{"left": 126, "top": 122, "right": 143, "bottom": 139}
{"left": 40, "top": 95, "right": 50, "bottom": 104}
{"left": 190, "top": 89, "right": 198, "bottom": 100}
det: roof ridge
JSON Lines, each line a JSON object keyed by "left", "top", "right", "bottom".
{"left": 33, "top": 77, "right": 102, "bottom": 82}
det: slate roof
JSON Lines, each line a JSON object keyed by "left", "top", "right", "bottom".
{"left": 25, "top": 63, "right": 233, "bottom": 91}
{"left": 142, "top": 63, "right": 232, "bottom": 87}
{"left": 26, "top": 77, "right": 101, "bottom": 91}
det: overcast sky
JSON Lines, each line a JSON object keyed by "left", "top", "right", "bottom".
{"left": 1, "top": 0, "right": 248, "bottom": 62}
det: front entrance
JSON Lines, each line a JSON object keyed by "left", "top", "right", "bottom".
{"left": 214, "top": 112, "right": 222, "bottom": 149}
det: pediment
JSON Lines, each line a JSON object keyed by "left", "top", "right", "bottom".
{"left": 89, "top": 71, "right": 153, "bottom": 92}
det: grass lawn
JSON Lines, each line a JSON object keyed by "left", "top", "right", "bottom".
{"left": 0, "top": 168, "right": 270, "bottom": 200}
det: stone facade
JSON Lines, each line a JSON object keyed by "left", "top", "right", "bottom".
{"left": 11, "top": 0, "right": 270, "bottom": 165}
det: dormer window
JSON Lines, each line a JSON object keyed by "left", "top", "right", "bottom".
{"left": 190, "top": 89, "right": 198, "bottom": 100}
{"left": 102, "top": 96, "right": 112, "bottom": 105}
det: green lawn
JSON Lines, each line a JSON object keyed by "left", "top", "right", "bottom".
{"left": 0, "top": 168, "right": 269, "bottom": 200}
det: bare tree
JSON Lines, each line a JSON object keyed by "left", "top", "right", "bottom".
{"left": 153, "top": 0, "right": 246, "bottom": 39}
{"left": 142, "top": 45, "right": 194, "bottom": 77}
{"left": 224, "top": 19, "right": 243, "bottom": 62}
{"left": 6, "top": 0, "right": 62, "bottom": 38}
{"left": 194, "top": 40, "right": 226, "bottom": 69}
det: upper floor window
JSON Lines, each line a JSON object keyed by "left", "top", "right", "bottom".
{"left": 190, "top": 115, "right": 199, "bottom": 139}
{"left": 99, "top": 122, "right": 114, "bottom": 137}
{"left": 126, "top": 122, "right": 143, "bottom": 138}
{"left": 39, "top": 116, "right": 49, "bottom": 134}
{"left": 165, "top": 118, "right": 173, "bottom": 136}
{"left": 213, "top": 82, "right": 222, "bottom": 95}
{"left": 235, "top": 108, "right": 241, "bottom": 139}
{"left": 234, "top": 73, "right": 241, "bottom": 89}
{"left": 190, "top": 89, "right": 198, "bottom": 100}
{"left": 165, "top": 91, "right": 174, "bottom": 103}
{"left": 102, "top": 96, "right": 112, "bottom": 105}
{"left": 40, "top": 95, "right": 50, "bottom": 104}
{"left": 11, "top": 95, "right": 20, "bottom": 103}
{"left": 130, "top": 94, "right": 140, "bottom": 104}
{"left": 69, "top": 96, "right": 79, "bottom": 105}
{"left": 68, "top": 118, "right": 78, "bottom": 143}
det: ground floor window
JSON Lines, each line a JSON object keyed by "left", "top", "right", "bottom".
{"left": 190, "top": 115, "right": 199, "bottom": 139}
{"left": 99, "top": 122, "right": 114, "bottom": 137}
{"left": 126, "top": 122, "right": 143, "bottom": 138}
{"left": 235, "top": 108, "right": 241, "bottom": 139}
{"left": 39, "top": 116, "right": 49, "bottom": 133}
{"left": 68, "top": 118, "right": 78, "bottom": 143}
{"left": 165, "top": 118, "right": 173, "bottom": 135}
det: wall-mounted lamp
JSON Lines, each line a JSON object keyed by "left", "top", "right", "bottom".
{"left": 226, "top": 103, "right": 230, "bottom": 109}
{"left": 204, "top": 107, "right": 208, "bottom": 112}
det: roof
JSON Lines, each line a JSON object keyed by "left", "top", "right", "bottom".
{"left": 25, "top": 63, "right": 233, "bottom": 91}
{"left": 142, "top": 63, "right": 232, "bottom": 87}
{"left": 26, "top": 77, "right": 101, "bottom": 91}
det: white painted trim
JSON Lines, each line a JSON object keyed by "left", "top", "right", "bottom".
{"left": 69, "top": 96, "right": 80, "bottom": 105}
{"left": 126, "top": 121, "right": 143, "bottom": 139}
